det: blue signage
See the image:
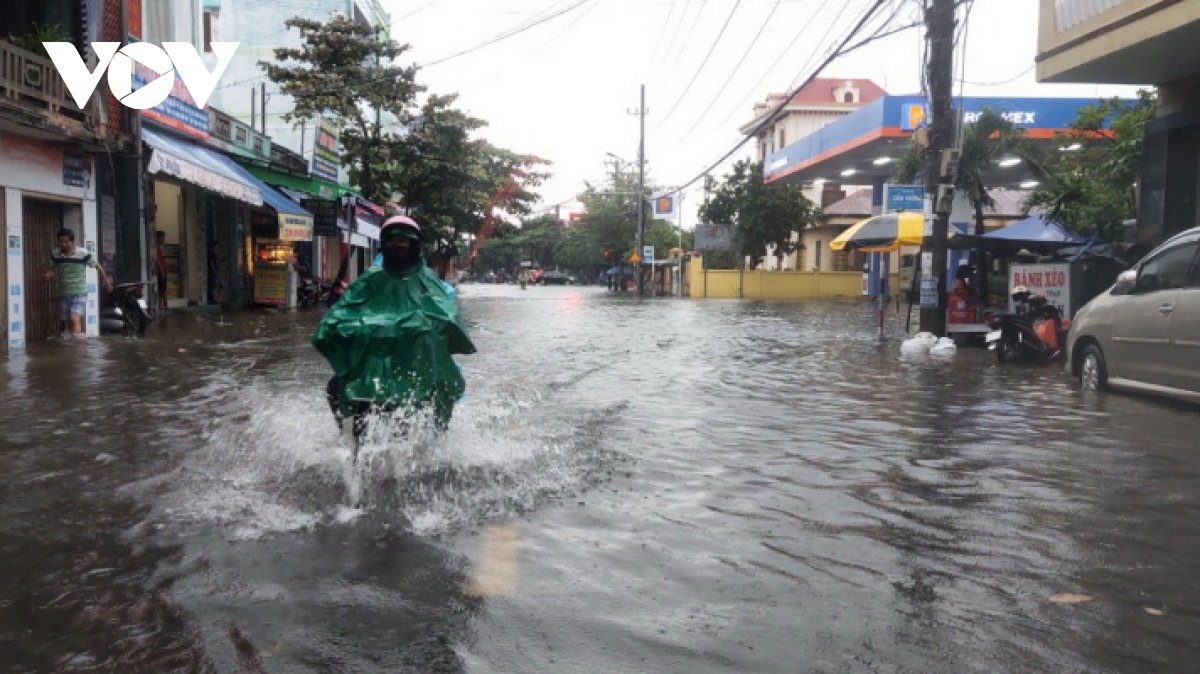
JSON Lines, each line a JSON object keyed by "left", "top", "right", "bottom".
{"left": 886, "top": 185, "right": 925, "bottom": 212}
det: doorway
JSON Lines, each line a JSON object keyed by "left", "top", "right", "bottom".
{"left": 22, "top": 198, "right": 63, "bottom": 342}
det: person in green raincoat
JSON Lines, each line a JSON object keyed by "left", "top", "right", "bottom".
{"left": 313, "top": 215, "right": 475, "bottom": 435}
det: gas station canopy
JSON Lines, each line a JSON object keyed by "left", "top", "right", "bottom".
{"left": 763, "top": 96, "right": 1120, "bottom": 189}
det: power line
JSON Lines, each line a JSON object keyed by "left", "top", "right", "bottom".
{"left": 420, "top": 0, "right": 592, "bottom": 68}
{"left": 399, "top": 0, "right": 444, "bottom": 21}
{"left": 652, "top": 0, "right": 682, "bottom": 60}
{"left": 666, "top": 0, "right": 895, "bottom": 195}
{"left": 711, "top": 0, "right": 835, "bottom": 130}
{"left": 678, "top": 0, "right": 785, "bottom": 139}
{"left": 668, "top": 0, "right": 708, "bottom": 70}
{"left": 655, "top": 0, "right": 744, "bottom": 130}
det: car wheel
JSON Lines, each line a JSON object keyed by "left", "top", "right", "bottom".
{"left": 1080, "top": 344, "right": 1108, "bottom": 391}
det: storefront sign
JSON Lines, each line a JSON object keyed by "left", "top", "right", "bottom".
{"left": 302, "top": 198, "right": 340, "bottom": 237}
{"left": 313, "top": 119, "right": 340, "bottom": 182}
{"left": 134, "top": 64, "right": 210, "bottom": 139}
{"left": 1, "top": 133, "right": 60, "bottom": 172}
{"left": 279, "top": 214, "right": 312, "bottom": 242}
{"left": 885, "top": 184, "right": 924, "bottom": 212}
{"left": 1010, "top": 263, "right": 1072, "bottom": 317}
{"left": 695, "top": 223, "right": 735, "bottom": 252}
{"left": 253, "top": 267, "right": 288, "bottom": 306}
{"left": 63, "top": 153, "right": 91, "bottom": 188}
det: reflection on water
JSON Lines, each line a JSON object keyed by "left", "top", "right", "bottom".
{"left": 3, "top": 286, "right": 1200, "bottom": 672}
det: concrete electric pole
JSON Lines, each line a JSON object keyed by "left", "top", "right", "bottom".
{"left": 919, "top": 0, "right": 958, "bottom": 337}
{"left": 630, "top": 85, "right": 648, "bottom": 296}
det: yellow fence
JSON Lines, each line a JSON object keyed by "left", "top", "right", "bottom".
{"left": 686, "top": 263, "right": 899, "bottom": 300}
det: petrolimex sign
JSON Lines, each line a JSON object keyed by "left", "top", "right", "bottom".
{"left": 44, "top": 42, "right": 238, "bottom": 110}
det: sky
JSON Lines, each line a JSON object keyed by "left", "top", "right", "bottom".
{"left": 382, "top": 0, "right": 1143, "bottom": 225}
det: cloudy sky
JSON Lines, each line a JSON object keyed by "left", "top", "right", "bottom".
{"left": 385, "top": 0, "right": 1141, "bottom": 221}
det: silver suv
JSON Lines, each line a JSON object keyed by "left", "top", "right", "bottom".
{"left": 1067, "top": 227, "right": 1200, "bottom": 404}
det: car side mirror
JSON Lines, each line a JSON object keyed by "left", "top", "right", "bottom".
{"left": 1111, "top": 270, "right": 1137, "bottom": 296}
{"left": 1137, "top": 273, "right": 1162, "bottom": 292}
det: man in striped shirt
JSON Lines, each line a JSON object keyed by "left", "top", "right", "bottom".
{"left": 42, "top": 228, "right": 112, "bottom": 339}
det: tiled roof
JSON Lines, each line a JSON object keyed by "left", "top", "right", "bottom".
{"left": 822, "top": 189, "right": 874, "bottom": 216}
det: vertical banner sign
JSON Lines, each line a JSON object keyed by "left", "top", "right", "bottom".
{"left": 920, "top": 277, "right": 940, "bottom": 309}
{"left": 127, "top": 0, "right": 143, "bottom": 40}
{"left": 313, "top": 119, "right": 340, "bottom": 182}
{"left": 100, "top": 196, "right": 117, "bottom": 270}
{"left": 7, "top": 234, "right": 24, "bottom": 349}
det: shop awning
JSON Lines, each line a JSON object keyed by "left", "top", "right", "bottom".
{"left": 208, "top": 154, "right": 315, "bottom": 242}
{"left": 143, "top": 127, "right": 263, "bottom": 205}
{"left": 241, "top": 164, "right": 347, "bottom": 201}
{"left": 355, "top": 217, "right": 380, "bottom": 241}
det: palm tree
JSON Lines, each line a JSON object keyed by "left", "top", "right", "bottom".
{"left": 895, "top": 107, "right": 1034, "bottom": 302}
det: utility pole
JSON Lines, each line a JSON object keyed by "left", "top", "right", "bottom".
{"left": 919, "top": 0, "right": 958, "bottom": 336}
{"left": 260, "top": 83, "right": 268, "bottom": 134}
{"left": 251, "top": 87, "right": 256, "bottom": 131}
{"left": 630, "top": 85, "right": 648, "bottom": 296}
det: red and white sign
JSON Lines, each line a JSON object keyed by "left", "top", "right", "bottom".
{"left": 1010, "top": 263, "right": 1072, "bottom": 317}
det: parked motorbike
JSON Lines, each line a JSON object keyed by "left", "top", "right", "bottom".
{"left": 985, "top": 288, "right": 1071, "bottom": 364}
{"left": 99, "top": 282, "right": 151, "bottom": 335}
{"left": 296, "top": 274, "right": 338, "bottom": 308}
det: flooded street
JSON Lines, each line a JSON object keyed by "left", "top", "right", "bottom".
{"left": 3, "top": 284, "right": 1200, "bottom": 672}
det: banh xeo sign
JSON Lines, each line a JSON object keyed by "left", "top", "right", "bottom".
{"left": 44, "top": 41, "right": 238, "bottom": 110}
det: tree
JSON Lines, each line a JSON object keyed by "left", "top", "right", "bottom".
{"left": 390, "top": 94, "right": 548, "bottom": 269}
{"left": 699, "top": 160, "right": 819, "bottom": 269}
{"left": 1026, "top": 92, "right": 1156, "bottom": 241}
{"left": 895, "top": 108, "right": 1035, "bottom": 297}
{"left": 261, "top": 16, "right": 422, "bottom": 203}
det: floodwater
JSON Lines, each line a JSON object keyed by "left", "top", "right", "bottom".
{"left": 2, "top": 284, "right": 1200, "bottom": 673}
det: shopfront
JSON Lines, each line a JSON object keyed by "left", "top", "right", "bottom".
{"left": 2, "top": 133, "right": 99, "bottom": 348}
{"left": 143, "top": 126, "right": 262, "bottom": 308}
{"left": 245, "top": 191, "right": 314, "bottom": 308}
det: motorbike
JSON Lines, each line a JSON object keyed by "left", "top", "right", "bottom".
{"left": 297, "top": 275, "right": 330, "bottom": 307}
{"left": 985, "top": 289, "right": 1072, "bottom": 364}
{"left": 99, "top": 282, "right": 151, "bottom": 335}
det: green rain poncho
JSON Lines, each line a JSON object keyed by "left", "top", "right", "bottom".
{"left": 313, "top": 255, "right": 475, "bottom": 423}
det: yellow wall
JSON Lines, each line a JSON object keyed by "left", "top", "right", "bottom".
{"left": 686, "top": 262, "right": 900, "bottom": 300}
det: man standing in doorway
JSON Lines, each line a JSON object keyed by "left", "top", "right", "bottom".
{"left": 43, "top": 228, "right": 112, "bottom": 339}
{"left": 154, "top": 231, "right": 169, "bottom": 314}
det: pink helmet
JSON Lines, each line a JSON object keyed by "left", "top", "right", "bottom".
{"left": 380, "top": 215, "right": 421, "bottom": 241}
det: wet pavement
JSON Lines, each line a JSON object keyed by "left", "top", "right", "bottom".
{"left": 2, "top": 284, "right": 1200, "bottom": 673}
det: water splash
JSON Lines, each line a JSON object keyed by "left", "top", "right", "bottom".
{"left": 148, "top": 364, "right": 619, "bottom": 539}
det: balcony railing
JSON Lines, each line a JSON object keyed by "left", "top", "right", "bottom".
{"left": 0, "top": 39, "right": 100, "bottom": 137}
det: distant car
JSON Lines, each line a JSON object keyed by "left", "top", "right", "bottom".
{"left": 541, "top": 270, "right": 571, "bottom": 285}
{"left": 1067, "top": 226, "right": 1200, "bottom": 404}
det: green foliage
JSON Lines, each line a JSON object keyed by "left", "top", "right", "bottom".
{"left": 391, "top": 94, "right": 548, "bottom": 243}
{"left": 1026, "top": 92, "right": 1156, "bottom": 240}
{"left": 262, "top": 17, "right": 547, "bottom": 254}
{"left": 261, "top": 16, "right": 422, "bottom": 203}
{"left": 894, "top": 107, "right": 1035, "bottom": 233}
{"left": 7, "top": 23, "right": 70, "bottom": 59}
{"left": 699, "top": 160, "right": 819, "bottom": 268}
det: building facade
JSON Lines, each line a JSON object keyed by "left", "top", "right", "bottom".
{"left": 2, "top": 0, "right": 142, "bottom": 349}
{"left": 1037, "top": 0, "right": 1200, "bottom": 247}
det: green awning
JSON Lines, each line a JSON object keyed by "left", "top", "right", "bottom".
{"left": 240, "top": 164, "right": 350, "bottom": 201}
